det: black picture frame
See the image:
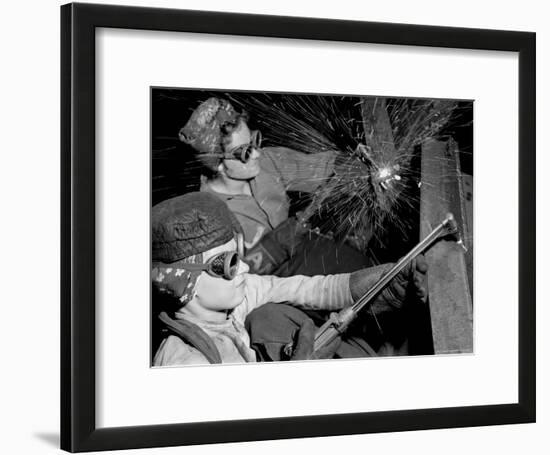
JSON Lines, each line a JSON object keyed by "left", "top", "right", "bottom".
{"left": 61, "top": 2, "right": 536, "bottom": 452}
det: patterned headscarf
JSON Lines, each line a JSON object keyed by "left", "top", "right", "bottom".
{"left": 178, "top": 97, "right": 242, "bottom": 171}
{"left": 152, "top": 254, "right": 203, "bottom": 305}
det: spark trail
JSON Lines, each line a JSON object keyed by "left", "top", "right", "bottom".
{"left": 227, "top": 93, "right": 464, "bottom": 250}
{"left": 228, "top": 93, "right": 464, "bottom": 252}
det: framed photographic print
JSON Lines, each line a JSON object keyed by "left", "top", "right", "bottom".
{"left": 61, "top": 2, "right": 536, "bottom": 452}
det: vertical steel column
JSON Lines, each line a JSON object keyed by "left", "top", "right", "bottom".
{"left": 420, "top": 138, "right": 473, "bottom": 354}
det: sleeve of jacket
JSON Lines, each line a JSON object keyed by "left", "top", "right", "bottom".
{"left": 243, "top": 273, "right": 353, "bottom": 314}
{"left": 261, "top": 147, "right": 336, "bottom": 193}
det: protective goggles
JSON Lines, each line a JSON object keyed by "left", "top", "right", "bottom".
{"left": 177, "top": 250, "right": 242, "bottom": 280}
{"left": 222, "top": 130, "right": 262, "bottom": 163}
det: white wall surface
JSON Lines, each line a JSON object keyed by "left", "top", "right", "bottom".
{"left": 0, "top": 0, "right": 547, "bottom": 454}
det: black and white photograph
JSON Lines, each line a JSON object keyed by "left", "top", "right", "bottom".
{"left": 151, "top": 89, "right": 474, "bottom": 366}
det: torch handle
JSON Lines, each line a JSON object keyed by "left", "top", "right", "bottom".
{"left": 350, "top": 215, "right": 453, "bottom": 315}
{"left": 313, "top": 308, "right": 355, "bottom": 352}
{"left": 312, "top": 213, "right": 457, "bottom": 356}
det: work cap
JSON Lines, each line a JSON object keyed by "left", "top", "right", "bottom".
{"left": 152, "top": 191, "right": 240, "bottom": 263}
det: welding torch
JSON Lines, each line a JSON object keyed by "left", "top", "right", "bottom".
{"left": 310, "top": 212, "right": 461, "bottom": 357}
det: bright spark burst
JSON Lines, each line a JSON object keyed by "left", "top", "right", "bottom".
{"left": 226, "top": 93, "right": 462, "bottom": 252}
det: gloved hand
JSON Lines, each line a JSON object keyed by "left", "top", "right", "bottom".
{"left": 349, "top": 255, "right": 429, "bottom": 314}
{"left": 290, "top": 318, "right": 342, "bottom": 360}
{"left": 334, "top": 149, "right": 370, "bottom": 180}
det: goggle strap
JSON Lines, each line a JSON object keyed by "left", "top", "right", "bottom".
{"left": 175, "top": 263, "right": 207, "bottom": 272}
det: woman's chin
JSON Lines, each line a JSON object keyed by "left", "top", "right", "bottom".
{"left": 226, "top": 160, "right": 261, "bottom": 180}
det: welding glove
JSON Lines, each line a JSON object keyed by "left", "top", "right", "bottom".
{"left": 333, "top": 149, "right": 370, "bottom": 180}
{"left": 348, "top": 255, "right": 429, "bottom": 314}
{"left": 290, "top": 318, "right": 342, "bottom": 360}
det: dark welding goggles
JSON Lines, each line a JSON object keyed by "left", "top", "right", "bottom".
{"left": 177, "top": 250, "right": 242, "bottom": 280}
{"left": 222, "top": 130, "right": 262, "bottom": 163}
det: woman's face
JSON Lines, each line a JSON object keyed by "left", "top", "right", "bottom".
{"left": 193, "top": 239, "right": 249, "bottom": 312}
{"left": 220, "top": 121, "right": 262, "bottom": 180}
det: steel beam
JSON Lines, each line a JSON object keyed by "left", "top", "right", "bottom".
{"left": 420, "top": 138, "right": 473, "bottom": 354}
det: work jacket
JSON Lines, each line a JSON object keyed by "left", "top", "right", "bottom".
{"left": 201, "top": 147, "right": 335, "bottom": 249}
{"left": 153, "top": 272, "right": 351, "bottom": 366}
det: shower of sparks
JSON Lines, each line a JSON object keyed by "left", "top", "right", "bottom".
{"left": 226, "top": 93, "right": 462, "bottom": 252}
{"left": 152, "top": 90, "right": 468, "bottom": 252}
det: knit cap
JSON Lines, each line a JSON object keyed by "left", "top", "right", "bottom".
{"left": 152, "top": 192, "right": 242, "bottom": 304}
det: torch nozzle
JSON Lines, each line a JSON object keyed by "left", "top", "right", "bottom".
{"left": 443, "top": 213, "right": 467, "bottom": 252}
{"left": 443, "top": 213, "right": 457, "bottom": 234}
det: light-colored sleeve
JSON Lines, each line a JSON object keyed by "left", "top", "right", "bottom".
{"left": 242, "top": 272, "right": 353, "bottom": 314}
{"left": 261, "top": 147, "right": 336, "bottom": 193}
{"left": 153, "top": 335, "right": 210, "bottom": 367}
